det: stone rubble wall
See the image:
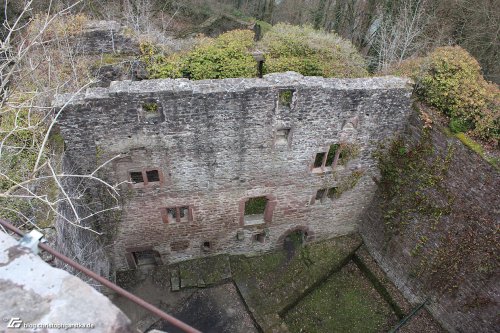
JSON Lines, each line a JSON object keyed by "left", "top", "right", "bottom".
{"left": 55, "top": 72, "right": 412, "bottom": 271}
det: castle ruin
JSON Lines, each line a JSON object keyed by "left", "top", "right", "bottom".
{"left": 55, "top": 72, "right": 412, "bottom": 271}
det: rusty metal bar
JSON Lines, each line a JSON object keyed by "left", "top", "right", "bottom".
{"left": 388, "top": 298, "right": 429, "bottom": 333}
{"left": 0, "top": 218, "right": 201, "bottom": 333}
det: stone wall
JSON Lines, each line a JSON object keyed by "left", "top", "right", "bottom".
{"left": 72, "top": 20, "right": 140, "bottom": 55}
{"left": 359, "top": 109, "right": 499, "bottom": 333}
{"left": 55, "top": 72, "right": 412, "bottom": 271}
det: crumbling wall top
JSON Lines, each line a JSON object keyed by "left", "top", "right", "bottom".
{"left": 53, "top": 72, "right": 412, "bottom": 107}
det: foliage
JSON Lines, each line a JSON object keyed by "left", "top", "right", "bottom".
{"left": 0, "top": 108, "right": 45, "bottom": 190}
{"left": 142, "top": 102, "right": 158, "bottom": 112}
{"left": 416, "top": 46, "right": 499, "bottom": 142}
{"left": 278, "top": 89, "right": 293, "bottom": 106}
{"left": 335, "top": 170, "right": 364, "bottom": 198}
{"left": 244, "top": 196, "right": 267, "bottom": 215}
{"left": 260, "top": 23, "right": 368, "bottom": 78}
{"left": 375, "top": 130, "right": 454, "bottom": 239}
{"left": 143, "top": 23, "right": 367, "bottom": 80}
{"left": 143, "top": 30, "right": 257, "bottom": 80}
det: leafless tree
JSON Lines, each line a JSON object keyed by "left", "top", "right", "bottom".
{"left": 0, "top": 0, "right": 124, "bottom": 285}
{"left": 370, "top": 0, "right": 429, "bottom": 71}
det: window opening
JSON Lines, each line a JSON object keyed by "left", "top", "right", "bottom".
{"left": 202, "top": 241, "right": 212, "bottom": 251}
{"left": 244, "top": 196, "right": 269, "bottom": 225}
{"left": 315, "top": 189, "right": 326, "bottom": 201}
{"left": 279, "top": 89, "right": 294, "bottom": 107}
{"left": 130, "top": 172, "right": 144, "bottom": 183}
{"left": 327, "top": 187, "right": 338, "bottom": 199}
{"left": 276, "top": 128, "right": 290, "bottom": 146}
{"left": 313, "top": 152, "right": 326, "bottom": 168}
{"left": 254, "top": 232, "right": 266, "bottom": 243}
{"left": 132, "top": 250, "right": 157, "bottom": 266}
{"left": 146, "top": 170, "right": 160, "bottom": 182}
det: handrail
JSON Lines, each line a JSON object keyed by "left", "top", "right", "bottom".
{"left": 0, "top": 218, "right": 201, "bottom": 333}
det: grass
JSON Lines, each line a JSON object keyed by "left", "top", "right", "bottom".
{"left": 230, "top": 234, "right": 362, "bottom": 330}
{"left": 284, "top": 262, "right": 395, "bottom": 333}
{"left": 178, "top": 255, "right": 231, "bottom": 288}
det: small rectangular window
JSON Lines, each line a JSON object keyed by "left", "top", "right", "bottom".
{"left": 316, "top": 189, "right": 326, "bottom": 200}
{"left": 325, "top": 144, "right": 340, "bottom": 166}
{"left": 244, "top": 196, "right": 269, "bottom": 225}
{"left": 313, "top": 152, "right": 326, "bottom": 168}
{"left": 130, "top": 172, "right": 144, "bottom": 183}
{"left": 327, "top": 187, "right": 338, "bottom": 199}
{"left": 146, "top": 170, "right": 160, "bottom": 182}
{"left": 202, "top": 241, "right": 212, "bottom": 251}
{"left": 279, "top": 89, "right": 294, "bottom": 107}
{"left": 167, "top": 208, "right": 176, "bottom": 222}
{"left": 179, "top": 206, "right": 189, "bottom": 218}
{"left": 276, "top": 128, "right": 290, "bottom": 146}
{"left": 132, "top": 250, "right": 157, "bottom": 266}
{"left": 163, "top": 206, "right": 192, "bottom": 223}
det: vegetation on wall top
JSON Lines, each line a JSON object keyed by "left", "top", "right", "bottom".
{"left": 261, "top": 23, "right": 368, "bottom": 78}
{"left": 386, "top": 46, "right": 499, "bottom": 146}
{"left": 142, "top": 29, "right": 257, "bottom": 80}
{"left": 141, "top": 24, "right": 368, "bottom": 80}
{"left": 416, "top": 46, "right": 499, "bottom": 143}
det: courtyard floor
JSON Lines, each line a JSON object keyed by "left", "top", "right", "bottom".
{"left": 112, "top": 233, "right": 445, "bottom": 333}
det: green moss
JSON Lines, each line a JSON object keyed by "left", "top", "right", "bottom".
{"left": 375, "top": 126, "right": 455, "bottom": 241}
{"left": 231, "top": 234, "right": 362, "bottom": 329}
{"left": 143, "top": 102, "right": 158, "bottom": 113}
{"left": 334, "top": 170, "right": 364, "bottom": 198}
{"left": 178, "top": 255, "right": 231, "bottom": 288}
{"left": 455, "top": 132, "right": 499, "bottom": 170}
{"left": 284, "top": 263, "right": 394, "bottom": 333}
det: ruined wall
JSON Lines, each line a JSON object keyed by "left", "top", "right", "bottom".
{"left": 360, "top": 110, "right": 499, "bottom": 333}
{"left": 73, "top": 20, "right": 140, "bottom": 55}
{"left": 55, "top": 72, "right": 412, "bottom": 271}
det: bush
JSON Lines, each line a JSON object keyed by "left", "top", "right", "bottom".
{"left": 144, "top": 24, "right": 368, "bottom": 80}
{"left": 144, "top": 30, "right": 257, "bottom": 80}
{"left": 260, "top": 23, "right": 368, "bottom": 78}
{"left": 416, "top": 46, "right": 499, "bottom": 142}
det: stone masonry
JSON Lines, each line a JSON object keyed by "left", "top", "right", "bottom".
{"left": 0, "top": 231, "right": 135, "bottom": 332}
{"left": 54, "top": 72, "right": 412, "bottom": 271}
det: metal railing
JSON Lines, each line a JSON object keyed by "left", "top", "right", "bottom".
{"left": 0, "top": 218, "right": 201, "bottom": 333}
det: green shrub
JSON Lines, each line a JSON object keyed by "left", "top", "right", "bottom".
{"left": 144, "top": 24, "right": 367, "bottom": 80}
{"left": 260, "top": 23, "right": 368, "bottom": 78}
{"left": 416, "top": 46, "right": 499, "bottom": 142}
{"left": 449, "top": 117, "right": 472, "bottom": 133}
{"left": 144, "top": 30, "right": 257, "bottom": 80}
